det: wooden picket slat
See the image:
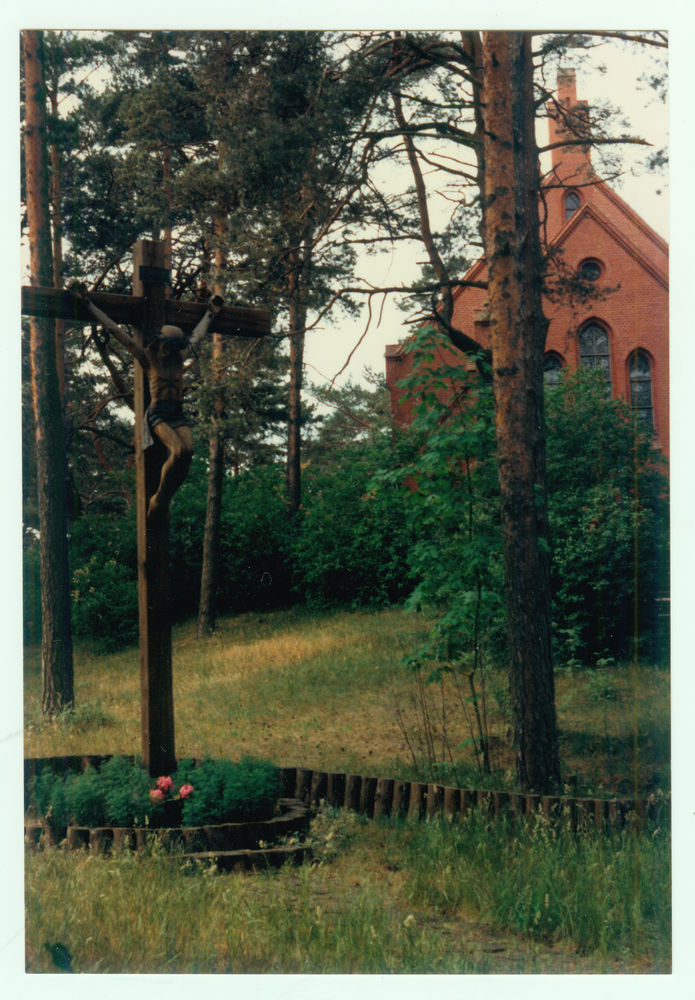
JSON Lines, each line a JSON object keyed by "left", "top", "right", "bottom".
{"left": 310, "top": 771, "right": 328, "bottom": 807}
{"left": 344, "top": 774, "right": 362, "bottom": 812}
{"left": 295, "top": 768, "right": 313, "bottom": 804}
{"left": 427, "top": 784, "right": 444, "bottom": 820}
{"left": 359, "top": 777, "right": 378, "bottom": 816}
{"left": 326, "top": 772, "right": 346, "bottom": 808}
{"left": 373, "top": 778, "right": 394, "bottom": 819}
{"left": 391, "top": 780, "right": 410, "bottom": 818}
{"left": 443, "top": 786, "right": 461, "bottom": 821}
{"left": 408, "top": 783, "right": 428, "bottom": 820}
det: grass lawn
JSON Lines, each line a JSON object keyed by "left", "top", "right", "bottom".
{"left": 23, "top": 607, "right": 671, "bottom": 974}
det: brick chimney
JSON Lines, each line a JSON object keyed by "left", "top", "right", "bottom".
{"left": 547, "top": 68, "right": 593, "bottom": 181}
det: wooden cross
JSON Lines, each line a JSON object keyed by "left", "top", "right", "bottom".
{"left": 22, "top": 239, "right": 271, "bottom": 775}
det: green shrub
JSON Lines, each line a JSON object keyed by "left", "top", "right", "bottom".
{"left": 176, "top": 756, "right": 282, "bottom": 826}
{"left": 381, "top": 332, "right": 668, "bottom": 667}
{"left": 69, "top": 507, "right": 139, "bottom": 651}
{"left": 29, "top": 771, "right": 70, "bottom": 827}
{"left": 294, "top": 437, "right": 413, "bottom": 609}
{"left": 99, "top": 755, "right": 153, "bottom": 828}
{"left": 66, "top": 769, "right": 105, "bottom": 828}
{"left": 28, "top": 757, "right": 282, "bottom": 830}
{"left": 220, "top": 756, "right": 283, "bottom": 821}
{"left": 71, "top": 557, "right": 138, "bottom": 650}
{"left": 377, "top": 327, "right": 505, "bottom": 667}
{"left": 170, "top": 461, "right": 293, "bottom": 619}
{"left": 29, "top": 758, "right": 155, "bottom": 829}
{"left": 545, "top": 366, "right": 668, "bottom": 661}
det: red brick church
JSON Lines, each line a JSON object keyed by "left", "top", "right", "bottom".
{"left": 385, "top": 69, "right": 669, "bottom": 458}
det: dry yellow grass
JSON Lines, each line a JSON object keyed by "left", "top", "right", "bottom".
{"left": 24, "top": 607, "right": 670, "bottom": 797}
{"left": 24, "top": 609, "right": 429, "bottom": 773}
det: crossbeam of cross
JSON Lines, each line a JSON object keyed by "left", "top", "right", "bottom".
{"left": 22, "top": 239, "right": 271, "bottom": 775}
{"left": 21, "top": 288, "right": 270, "bottom": 338}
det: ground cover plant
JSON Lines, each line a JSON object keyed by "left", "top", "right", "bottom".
{"left": 24, "top": 607, "right": 670, "bottom": 974}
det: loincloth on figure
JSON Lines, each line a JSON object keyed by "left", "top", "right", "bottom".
{"left": 142, "top": 399, "right": 188, "bottom": 449}
{"left": 147, "top": 399, "right": 188, "bottom": 430}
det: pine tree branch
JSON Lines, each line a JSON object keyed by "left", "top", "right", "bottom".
{"left": 573, "top": 30, "right": 668, "bottom": 49}
{"left": 538, "top": 136, "right": 652, "bottom": 153}
{"left": 392, "top": 87, "right": 455, "bottom": 325}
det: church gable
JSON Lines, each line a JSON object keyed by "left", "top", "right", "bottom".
{"left": 384, "top": 68, "right": 668, "bottom": 458}
{"left": 552, "top": 201, "right": 669, "bottom": 291}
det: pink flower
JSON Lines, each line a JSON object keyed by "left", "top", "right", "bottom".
{"left": 156, "top": 775, "right": 174, "bottom": 793}
{"left": 149, "top": 788, "right": 165, "bottom": 803}
{"left": 179, "top": 784, "right": 194, "bottom": 800}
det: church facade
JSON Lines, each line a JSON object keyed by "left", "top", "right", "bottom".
{"left": 385, "top": 69, "right": 669, "bottom": 458}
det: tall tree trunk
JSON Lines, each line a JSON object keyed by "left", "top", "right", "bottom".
{"left": 480, "top": 31, "right": 561, "bottom": 794}
{"left": 197, "top": 329, "right": 226, "bottom": 637}
{"left": 23, "top": 29, "right": 74, "bottom": 716}
{"left": 162, "top": 142, "right": 173, "bottom": 283}
{"left": 48, "top": 84, "right": 66, "bottom": 403}
{"left": 197, "top": 187, "right": 227, "bottom": 637}
{"left": 286, "top": 290, "right": 306, "bottom": 518}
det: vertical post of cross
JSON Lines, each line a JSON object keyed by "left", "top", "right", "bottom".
{"left": 132, "top": 239, "right": 176, "bottom": 777}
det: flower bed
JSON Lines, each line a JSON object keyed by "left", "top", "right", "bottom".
{"left": 25, "top": 755, "right": 283, "bottom": 831}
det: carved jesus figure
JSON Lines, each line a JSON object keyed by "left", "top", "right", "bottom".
{"left": 76, "top": 288, "right": 224, "bottom": 517}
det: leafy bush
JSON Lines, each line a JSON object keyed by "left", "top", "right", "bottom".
{"left": 374, "top": 329, "right": 505, "bottom": 664}
{"left": 60, "top": 382, "right": 411, "bottom": 642}
{"left": 293, "top": 435, "right": 413, "bottom": 609}
{"left": 170, "top": 460, "right": 293, "bottom": 619}
{"left": 66, "top": 768, "right": 106, "bottom": 828}
{"left": 176, "top": 756, "right": 282, "bottom": 826}
{"left": 380, "top": 331, "right": 668, "bottom": 669}
{"left": 29, "top": 770, "right": 70, "bottom": 828}
{"left": 29, "top": 758, "right": 156, "bottom": 829}
{"left": 545, "top": 366, "right": 668, "bottom": 661}
{"left": 99, "top": 755, "right": 153, "bottom": 827}
{"left": 69, "top": 508, "right": 139, "bottom": 651}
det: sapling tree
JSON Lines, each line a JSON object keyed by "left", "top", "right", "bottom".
{"left": 375, "top": 325, "right": 502, "bottom": 780}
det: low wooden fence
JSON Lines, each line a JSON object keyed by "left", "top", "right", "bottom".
{"left": 280, "top": 766, "right": 668, "bottom": 832}
{"left": 24, "top": 756, "right": 668, "bottom": 835}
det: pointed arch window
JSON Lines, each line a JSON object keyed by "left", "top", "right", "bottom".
{"left": 565, "top": 191, "right": 581, "bottom": 221}
{"left": 629, "top": 351, "right": 654, "bottom": 427}
{"left": 579, "top": 322, "right": 611, "bottom": 390}
{"left": 543, "top": 353, "right": 563, "bottom": 389}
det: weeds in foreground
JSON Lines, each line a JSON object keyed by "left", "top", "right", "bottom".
{"left": 25, "top": 807, "right": 670, "bottom": 974}
{"left": 400, "top": 808, "right": 670, "bottom": 961}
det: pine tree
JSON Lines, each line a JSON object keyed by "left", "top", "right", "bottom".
{"left": 368, "top": 29, "right": 666, "bottom": 792}
{"left": 23, "top": 30, "right": 74, "bottom": 717}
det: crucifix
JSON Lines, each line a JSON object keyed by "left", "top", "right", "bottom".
{"left": 22, "top": 239, "right": 270, "bottom": 775}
